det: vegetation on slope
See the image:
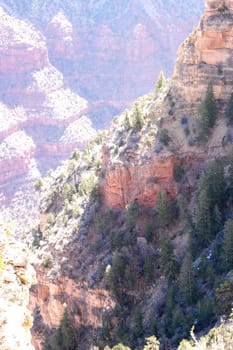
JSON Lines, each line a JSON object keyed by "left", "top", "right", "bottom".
{"left": 30, "top": 79, "right": 233, "bottom": 349}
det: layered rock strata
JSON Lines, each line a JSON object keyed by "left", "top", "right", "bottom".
{"left": 172, "top": 0, "right": 233, "bottom": 112}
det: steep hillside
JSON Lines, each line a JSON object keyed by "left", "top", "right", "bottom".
{"left": 28, "top": 2, "right": 233, "bottom": 349}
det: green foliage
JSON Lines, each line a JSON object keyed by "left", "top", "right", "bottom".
{"left": 179, "top": 251, "right": 196, "bottom": 305}
{"left": 145, "top": 223, "right": 154, "bottom": 243}
{"left": 195, "top": 188, "right": 212, "bottom": 244}
{"left": 195, "top": 159, "right": 226, "bottom": 244}
{"left": 222, "top": 219, "right": 233, "bottom": 270}
{"left": 143, "top": 255, "right": 154, "bottom": 281}
{"left": 160, "top": 233, "right": 178, "bottom": 280}
{"left": 123, "top": 110, "right": 131, "bottom": 130}
{"left": 106, "top": 252, "right": 125, "bottom": 294}
{"left": 215, "top": 281, "right": 233, "bottom": 316}
{"left": 133, "top": 305, "right": 144, "bottom": 338}
{"left": 35, "top": 178, "right": 44, "bottom": 191}
{"left": 156, "top": 192, "right": 173, "bottom": 227}
{"left": 195, "top": 296, "right": 214, "bottom": 329}
{"left": 125, "top": 202, "right": 138, "bottom": 231}
{"left": 43, "top": 307, "right": 77, "bottom": 350}
{"left": 158, "top": 129, "right": 170, "bottom": 146}
{"left": 143, "top": 336, "right": 160, "bottom": 350}
{"left": 173, "top": 165, "right": 184, "bottom": 183}
{"left": 131, "top": 103, "right": 144, "bottom": 131}
{"left": 155, "top": 71, "right": 166, "bottom": 93}
{"left": 78, "top": 173, "right": 98, "bottom": 200}
{"left": 196, "top": 82, "right": 217, "bottom": 142}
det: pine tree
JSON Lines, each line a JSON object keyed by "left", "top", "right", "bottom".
{"left": 133, "top": 305, "right": 144, "bottom": 338}
{"left": 156, "top": 192, "right": 172, "bottom": 227}
{"left": 131, "top": 103, "right": 144, "bottom": 131}
{"left": 155, "top": 71, "right": 166, "bottom": 93}
{"left": 179, "top": 251, "right": 196, "bottom": 305}
{"left": 212, "top": 204, "right": 222, "bottom": 235}
{"left": 44, "top": 307, "right": 77, "bottom": 350}
{"left": 222, "top": 219, "right": 233, "bottom": 270}
{"left": 197, "top": 82, "right": 217, "bottom": 142}
{"left": 195, "top": 188, "right": 212, "bottom": 244}
{"left": 159, "top": 233, "right": 178, "bottom": 280}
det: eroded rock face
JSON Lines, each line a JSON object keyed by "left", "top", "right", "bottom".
{"left": 172, "top": 0, "right": 233, "bottom": 110}
{"left": 30, "top": 269, "right": 115, "bottom": 350}
{"left": 100, "top": 156, "right": 179, "bottom": 208}
{"left": 0, "top": 225, "right": 37, "bottom": 350}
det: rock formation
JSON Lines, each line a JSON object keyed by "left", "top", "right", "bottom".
{"left": 172, "top": 0, "right": 233, "bottom": 111}
{"left": 28, "top": 2, "right": 233, "bottom": 348}
{"left": 0, "top": 224, "right": 37, "bottom": 350}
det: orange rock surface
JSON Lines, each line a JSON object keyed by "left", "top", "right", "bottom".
{"left": 31, "top": 270, "right": 115, "bottom": 350}
{"left": 172, "top": 0, "right": 233, "bottom": 104}
{"left": 100, "top": 156, "right": 178, "bottom": 209}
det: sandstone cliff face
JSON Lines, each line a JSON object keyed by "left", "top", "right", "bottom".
{"left": 172, "top": 0, "right": 233, "bottom": 111}
{"left": 31, "top": 270, "right": 115, "bottom": 350}
{"left": 0, "top": 224, "right": 37, "bottom": 350}
{"left": 100, "top": 156, "right": 179, "bottom": 209}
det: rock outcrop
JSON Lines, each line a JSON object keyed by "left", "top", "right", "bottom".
{"left": 0, "top": 224, "right": 37, "bottom": 350}
{"left": 100, "top": 156, "right": 179, "bottom": 208}
{"left": 30, "top": 269, "right": 115, "bottom": 350}
{"left": 172, "top": 0, "right": 233, "bottom": 111}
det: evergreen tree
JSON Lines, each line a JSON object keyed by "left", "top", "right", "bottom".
{"left": 133, "top": 306, "right": 144, "bottom": 338}
{"left": 43, "top": 307, "right": 77, "bottom": 350}
{"left": 222, "top": 219, "right": 233, "bottom": 270}
{"left": 212, "top": 204, "right": 222, "bottom": 235}
{"left": 143, "top": 255, "right": 154, "bottom": 281}
{"left": 156, "top": 192, "right": 172, "bottom": 227}
{"left": 179, "top": 251, "right": 196, "bottom": 305}
{"left": 197, "top": 82, "right": 217, "bottom": 142}
{"left": 159, "top": 233, "right": 178, "bottom": 280}
{"left": 155, "top": 71, "right": 166, "bottom": 93}
{"left": 131, "top": 103, "right": 144, "bottom": 131}
{"left": 195, "top": 188, "right": 212, "bottom": 244}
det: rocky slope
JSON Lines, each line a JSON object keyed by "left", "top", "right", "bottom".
{"left": 0, "top": 224, "right": 37, "bottom": 350}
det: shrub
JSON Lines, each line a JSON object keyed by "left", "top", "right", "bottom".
{"left": 173, "top": 165, "right": 184, "bottom": 182}
{"left": 158, "top": 129, "right": 170, "bottom": 146}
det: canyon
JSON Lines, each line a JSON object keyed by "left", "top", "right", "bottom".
{"left": 0, "top": 0, "right": 204, "bottom": 220}
{"left": 1, "top": 0, "right": 233, "bottom": 349}
{"left": 28, "top": 1, "right": 233, "bottom": 349}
